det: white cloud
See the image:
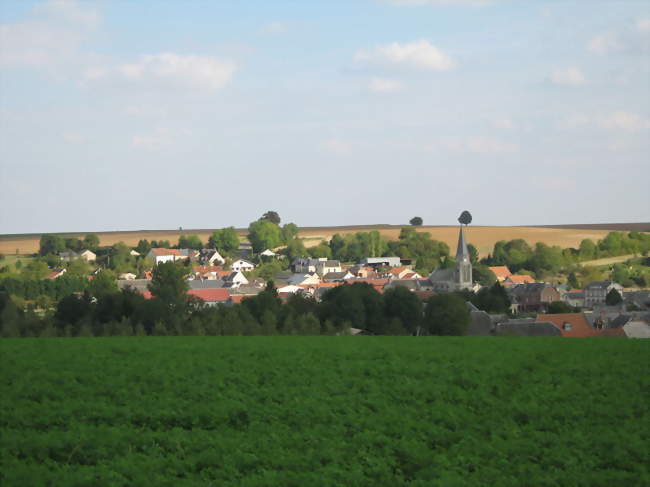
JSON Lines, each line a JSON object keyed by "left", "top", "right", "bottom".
{"left": 62, "top": 132, "right": 84, "bottom": 143}
{"left": 132, "top": 127, "right": 191, "bottom": 151}
{"left": 550, "top": 66, "right": 586, "bottom": 86}
{"left": 559, "top": 112, "right": 650, "bottom": 131}
{"left": 636, "top": 18, "right": 650, "bottom": 33}
{"left": 587, "top": 33, "right": 621, "bottom": 54}
{"left": 262, "top": 21, "right": 288, "bottom": 35}
{"left": 355, "top": 40, "right": 456, "bottom": 71}
{"left": 323, "top": 138, "right": 352, "bottom": 154}
{"left": 599, "top": 111, "right": 650, "bottom": 131}
{"left": 368, "top": 77, "right": 403, "bottom": 93}
{"left": 0, "top": 0, "right": 98, "bottom": 70}
{"left": 428, "top": 136, "right": 518, "bottom": 154}
{"left": 86, "top": 53, "right": 236, "bottom": 92}
{"left": 34, "top": 0, "right": 100, "bottom": 28}
{"left": 492, "top": 118, "right": 515, "bottom": 130}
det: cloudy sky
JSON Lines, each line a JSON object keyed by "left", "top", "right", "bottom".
{"left": 1, "top": 0, "right": 649, "bottom": 233}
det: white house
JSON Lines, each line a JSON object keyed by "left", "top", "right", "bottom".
{"left": 79, "top": 250, "right": 96, "bottom": 262}
{"left": 260, "top": 249, "right": 277, "bottom": 258}
{"left": 231, "top": 259, "right": 255, "bottom": 272}
{"left": 288, "top": 273, "right": 322, "bottom": 286}
{"left": 223, "top": 271, "right": 249, "bottom": 287}
{"left": 147, "top": 248, "right": 182, "bottom": 265}
{"left": 199, "top": 249, "right": 226, "bottom": 266}
{"left": 292, "top": 258, "right": 342, "bottom": 276}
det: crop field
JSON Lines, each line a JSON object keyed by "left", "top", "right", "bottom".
{"left": 2, "top": 224, "right": 643, "bottom": 257}
{"left": 1, "top": 337, "right": 648, "bottom": 486}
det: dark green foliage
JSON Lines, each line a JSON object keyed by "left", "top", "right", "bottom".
{"left": 178, "top": 234, "right": 203, "bottom": 250}
{"left": 1, "top": 337, "right": 646, "bottom": 486}
{"left": 135, "top": 239, "right": 152, "bottom": 255}
{"left": 0, "top": 274, "right": 88, "bottom": 300}
{"left": 148, "top": 262, "right": 189, "bottom": 312}
{"left": 472, "top": 264, "right": 497, "bottom": 287}
{"left": 383, "top": 286, "right": 422, "bottom": 334}
{"left": 469, "top": 282, "right": 510, "bottom": 314}
{"left": 423, "top": 294, "right": 470, "bottom": 335}
{"left": 208, "top": 227, "right": 240, "bottom": 254}
{"left": 261, "top": 210, "right": 281, "bottom": 225}
{"left": 319, "top": 283, "right": 385, "bottom": 333}
{"left": 248, "top": 219, "right": 282, "bottom": 253}
{"left": 547, "top": 301, "right": 575, "bottom": 314}
{"left": 606, "top": 288, "right": 623, "bottom": 306}
{"left": 409, "top": 216, "right": 423, "bottom": 226}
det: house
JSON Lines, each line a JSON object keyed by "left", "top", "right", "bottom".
{"left": 348, "top": 265, "right": 375, "bottom": 278}
{"left": 192, "top": 265, "right": 223, "bottom": 280}
{"left": 292, "top": 258, "right": 342, "bottom": 276}
{"left": 47, "top": 268, "right": 67, "bottom": 279}
{"left": 508, "top": 283, "right": 561, "bottom": 313}
{"left": 59, "top": 251, "right": 79, "bottom": 261}
{"left": 198, "top": 249, "right": 226, "bottom": 266}
{"left": 223, "top": 271, "right": 249, "bottom": 287}
{"left": 117, "top": 279, "right": 150, "bottom": 292}
{"left": 360, "top": 257, "right": 402, "bottom": 268}
{"left": 79, "top": 250, "right": 96, "bottom": 262}
{"left": 147, "top": 248, "right": 182, "bottom": 265}
{"left": 187, "top": 288, "right": 230, "bottom": 307}
{"left": 584, "top": 281, "right": 624, "bottom": 307}
{"left": 502, "top": 274, "right": 536, "bottom": 287}
{"left": 188, "top": 280, "right": 225, "bottom": 290}
{"left": 322, "top": 271, "right": 354, "bottom": 282}
{"left": 260, "top": 249, "right": 277, "bottom": 258}
{"left": 488, "top": 266, "right": 512, "bottom": 282}
{"left": 562, "top": 289, "right": 585, "bottom": 308}
{"left": 231, "top": 259, "right": 255, "bottom": 273}
{"left": 536, "top": 312, "right": 597, "bottom": 337}
{"left": 387, "top": 266, "right": 419, "bottom": 280}
{"left": 288, "top": 273, "right": 322, "bottom": 286}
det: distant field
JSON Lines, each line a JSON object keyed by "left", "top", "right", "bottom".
{"left": 3, "top": 223, "right": 647, "bottom": 256}
{"left": 579, "top": 254, "right": 638, "bottom": 267}
{"left": 1, "top": 337, "right": 647, "bottom": 485}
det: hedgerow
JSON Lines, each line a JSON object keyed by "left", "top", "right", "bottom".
{"left": 1, "top": 337, "right": 648, "bottom": 486}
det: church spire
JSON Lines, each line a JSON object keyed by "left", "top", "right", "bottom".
{"left": 456, "top": 225, "right": 470, "bottom": 263}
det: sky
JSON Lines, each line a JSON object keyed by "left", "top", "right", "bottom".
{"left": 1, "top": 0, "right": 649, "bottom": 234}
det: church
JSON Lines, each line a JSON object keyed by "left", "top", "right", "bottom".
{"left": 428, "top": 219, "right": 473, "bottom": 292}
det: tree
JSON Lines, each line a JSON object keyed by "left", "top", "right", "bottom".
{"left": 472, "top": 265, "right": 497, "bottom": 287}
{"left": 409, "top": 216, "right": 423, "bottom": 226}
{"left": 567, "top": 271, "right": 580, "bottom": 289}
{"left": 605, "top": 288, "right": 623, "bottom": 306}
{"left": 261, "top": 211, "right": 281, "bottom": 225}
{"left": 21, "top": 260, "right": 50, "bottom": 280}
{"left": 148, "top": 262, "right": 189, "bottom": 312}
{"left": 281, "top": 223, "right": 299, "bottom": 244}
{"left": 209, "top": 227, "right": 240, "bottom": 253}
{"left": 547, "top": 301, "right": 574, "bottom": 314}
{"left": 423, "top": 294, "right": 470, "bottom": 336}
{"left": 383, "top": 286, "right": 422, "bottom": 335}
{"left": 83, "top": 234, "right": 100, "bottom": 251}
{"left": 248, "top": 219, "right": 282, "bottom": 253}
{"left": 136, "top": 239, "right": 152, "bottom": 255}
{"left": 283, "top": 238, "right": 307, "bottom": 261}
{"left": 467, "top": 243, "right": 479, "bottom": 265}
{"left": 89, "top": 270, "right": 118, "bottom": 299}
{"left": 39, "top": 234, "right": 65, "bottom": 256}
{"left": 319, "top": 283, "right": 385, "bottom": 334}
{"left": 178, "top": 235, "right": 202, "bottom": 250}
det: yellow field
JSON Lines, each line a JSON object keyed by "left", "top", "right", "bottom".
{"left": 0, "top": 225, "right": 623, "bottom": 257}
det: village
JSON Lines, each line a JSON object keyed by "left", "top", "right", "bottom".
{"left": 25, "top": 215, "right": 645, "bottom": 339}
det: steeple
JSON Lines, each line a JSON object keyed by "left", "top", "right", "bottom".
{"left": 456, "top": 225, "right": 470, "bottom": 263}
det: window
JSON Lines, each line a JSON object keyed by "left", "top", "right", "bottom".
{"left": 563, "top": 323, "right": 572, "bottom": 331}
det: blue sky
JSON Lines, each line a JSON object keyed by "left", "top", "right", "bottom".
{"left": 1, "top": 0, "right": 649, "bottom": 233}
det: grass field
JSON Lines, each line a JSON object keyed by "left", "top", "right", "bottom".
{"left": 3, "top": 224, "right": 646, "bottom": 257}
{"left": 1, "top": 337, "right": 647, "bottom": 486}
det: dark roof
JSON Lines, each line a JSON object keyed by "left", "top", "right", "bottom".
{"left": 456, "top": 225, "right": 470, "bottom": 261}
{"left": 323, "top": 271, "right": 349, "bottom": 281}
{"left": 496, "top": 321, "right": 562, "bottom": 337}
{"left": 188, "top": 280, "right": 225, "bottom": 290}
{"left": 468, "top": 310, "right": 493, "bottom": 336}
{"left": 585, "top": 281, "right": 616, "bottom": 289}
{"left": 608, "top": 314, "right": 631, "bottom": 328}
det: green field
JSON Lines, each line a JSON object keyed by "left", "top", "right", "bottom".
{"left": 1, "top": 337, "right": 648, "bottom": 486}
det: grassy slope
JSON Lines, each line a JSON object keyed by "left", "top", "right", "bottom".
{"left": 1, "top": 337, "right": 648, "bottom": 486}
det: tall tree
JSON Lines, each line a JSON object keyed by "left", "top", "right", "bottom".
{"left": 209, "top": 227, "right": 240, "bottom": 253}
{"left": 261, "top": 211, "right": 281, "bottom": 225}
{"left": 423, "top": 294, "right": 470, "bottom": 336}
{"left": 248, "top": 219, "right": 282, "bottom": 253}
{"left": 39, "top": 234, "right": 65, "bottom": 256}
{"left": 83, "top": 234, "right": 100, "bottom": 251}
{"left": 148, "top": 262, "right": 189, "bottom": 312}
{"left": 409, "top": 216, "right": 423, "bottom": 226}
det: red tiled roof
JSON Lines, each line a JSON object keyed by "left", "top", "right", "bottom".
{"left": 489, "top": 266, "right": 512, "bottom": 280}
{"left": 150, "top": 248, "right": 181, "bottom": 257}
{"left": 536, "top": 313, "right": 596, "bottom": 338}
{"left": 508, "top": 274, "right": 536, "bottom": 284}
{"left": 188, "top": 288, "right": 229, "bottom": 302}
{"left": 193, "top": 265, "right": 223, "bottom": 273}
{"left": 596, "top": 328, "right": 627, "bottom": 337}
